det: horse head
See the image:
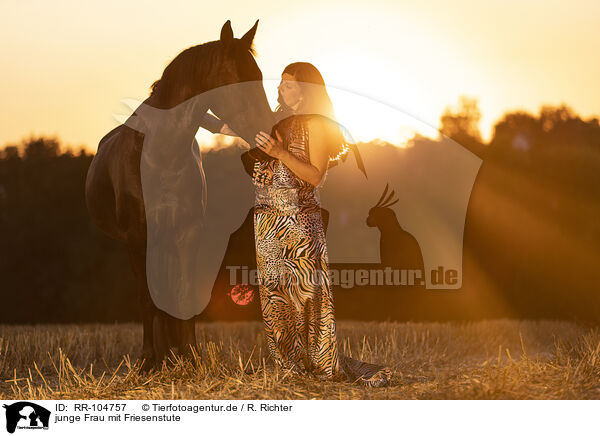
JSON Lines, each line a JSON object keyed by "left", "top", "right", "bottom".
{"left": 141, "top": 19, "right": 274, "bottom": 147}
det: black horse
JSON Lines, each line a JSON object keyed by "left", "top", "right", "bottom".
{"left": 85, "top": 20, "right": 274, "bottom": 371}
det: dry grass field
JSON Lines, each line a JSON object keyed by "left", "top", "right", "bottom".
{"left": 1, "top": 319, "right": 599, "bottom": 400}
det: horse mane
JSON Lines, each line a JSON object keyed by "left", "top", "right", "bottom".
{"left": 149, "top": 40, "right": 257, "bottom": 100}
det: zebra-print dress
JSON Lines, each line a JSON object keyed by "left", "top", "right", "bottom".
{"left": 251, "top": 115, "right": 392, "bottom": 387}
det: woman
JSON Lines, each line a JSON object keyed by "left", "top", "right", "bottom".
{"left": 223, "top": 62, "right": 392, "bottom": 387}
{"left": 252, "top": 62, "right": 394, "bottom": 387}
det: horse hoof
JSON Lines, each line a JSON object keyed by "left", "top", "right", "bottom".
{"left": 139, "top": 349, "right": 157, "bottom": 373}
{"left": 140, "top": 360, "right": 154, "bottom": 373}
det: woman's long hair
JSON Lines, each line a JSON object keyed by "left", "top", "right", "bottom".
{"left": 274, "top": 62, "right": 351, "bottom": 164}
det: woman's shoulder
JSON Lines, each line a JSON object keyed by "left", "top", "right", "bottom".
{"left": 280, "top": 114, "right": 333, "bottom": 147}
{"left": 305, "top": 117, "right": 327, "bottom": 141}
{"left": 303, "top": 116, "right": 332, "bottom": 162}
{"left": 276, "top": 114, "right": 325, "bottom": 142}
{"left": 299, "top": 114, "right": 329, "bottom": 134}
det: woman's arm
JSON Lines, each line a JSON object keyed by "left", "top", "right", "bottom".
{"left": 277, "top": 118, "right": 329, "bottom": 187}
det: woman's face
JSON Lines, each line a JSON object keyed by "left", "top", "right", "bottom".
{"left": 278, "top": 72, "right": 303, "bottom": 110}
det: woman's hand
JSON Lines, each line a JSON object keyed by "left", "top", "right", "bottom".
{"left": 255, "top": 130, "right": 285, "bottom": 159}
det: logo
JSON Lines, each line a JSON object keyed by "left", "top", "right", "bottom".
{"left": 107, "top": 79, "right": 481, "bottom": 319}
{"left": 2, "top": 402, "right": 50, "bottom": 434}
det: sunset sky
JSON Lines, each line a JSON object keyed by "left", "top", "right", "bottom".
{"left": 1, "top": 0, "right": 598, "bottom": 153}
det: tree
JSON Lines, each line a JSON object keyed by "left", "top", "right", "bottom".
{"left": 0, "top": 146, "right": 20, "bottom": 160}
{"left": 23, "top": 135, "right": 60, "bottom": 160}
{"left": 439, "top": 96, "right": 485, "bottom": 156}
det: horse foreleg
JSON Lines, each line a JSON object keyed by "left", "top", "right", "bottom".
{"left": 174, "top": 316, "right": 199, "bottom": 361}
{"left": 127, "top": 245, "right": 157, "bottom": 372}
{"left": 152, "top": 310, "right": 170, "bottom": 367}
{"left": 126, "top": 241, "right": 198, "bottom": 368}
{"left": 153, "top": 310, "right": 198, "bottom": 366}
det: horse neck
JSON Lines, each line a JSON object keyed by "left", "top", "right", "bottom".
{"left": 144, "top": 90, "right": 209, "bottom": 133}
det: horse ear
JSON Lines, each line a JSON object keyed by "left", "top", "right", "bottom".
{"left": 240, "top": 19, "right": 259, "bottom": 49}
{"left": 220, "top": 20, "right": 234, "bottom": 47}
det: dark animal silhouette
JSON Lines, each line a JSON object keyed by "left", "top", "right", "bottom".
{"left": 85, "top": 20, "right": 275, "bottom": 371}
{"left": 366, "top": 183, "right": 424, "bottom": 272}
{"left": 201, "top": 182, "right": 431, "bottom": 321}
{"left": 3, "top": 402, "right": 50, "bottom": 434}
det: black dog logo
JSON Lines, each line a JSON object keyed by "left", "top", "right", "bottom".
{"left": 2, "top": 402, "right": 50, "bottom": 434}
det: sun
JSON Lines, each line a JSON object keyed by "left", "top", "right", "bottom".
{"left": 261, "top": 78, "right": 439, "bottom": 148}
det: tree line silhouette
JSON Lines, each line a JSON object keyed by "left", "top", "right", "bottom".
{"left": 0, "top": 99, "right": 598, "bottom": 324}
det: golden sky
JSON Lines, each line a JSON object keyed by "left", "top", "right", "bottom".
{"left": 1, "top": 0, "right": 599, "bottom": 152}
